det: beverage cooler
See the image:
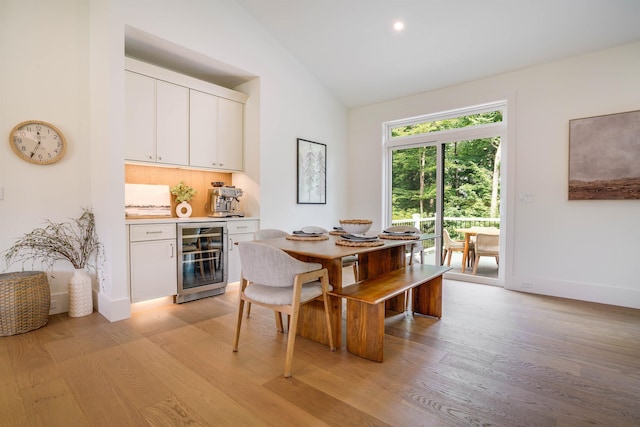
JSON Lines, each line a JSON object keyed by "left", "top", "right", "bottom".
{"left": 176, "top": 222, "right": 227, "bottom": 303}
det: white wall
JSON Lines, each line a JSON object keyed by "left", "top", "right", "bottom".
{"left": 349, "top": 41, "right": 640, "bottom": 309}
{"left": 1, "top": 0, "right": 349, "bottom": 321}
{"left": 0, "top": 0, "right": 92, "bottom": 313}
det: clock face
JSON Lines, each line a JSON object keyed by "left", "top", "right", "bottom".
{"left": 9, "top": 120, "right": 67, "bottom": 165}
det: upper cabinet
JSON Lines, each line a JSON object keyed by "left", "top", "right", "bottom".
{"left": 125, "top": 58, "right": 247, "bottom": 172}
{"left": 125, "top": 72, "right": 189, "bottom": 165}
{"left": 217, "top": 98, "right": 244, "bottom": 171}
{"left": 190, "top": 90, "right": 244, "bottom": 171}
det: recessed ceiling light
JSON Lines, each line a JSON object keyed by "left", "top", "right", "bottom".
{"left": 393, "top": 21, "right": 405, "bottom": 32}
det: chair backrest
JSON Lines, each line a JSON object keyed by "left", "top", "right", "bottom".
{"left": 238, "top": 241, "right": 322, "bottom": 287}
{"left": 253, "top": 228, "right": 288, "bottom": 240}
{"left": 302, "top": 225, "right": 328, "bottom": 233}
{"left": 442, "top": 229, "right": 455, "bottom": 248}
{"left": 475, "top": 233, "right": 499, "bottom": 255}
{"left": 386, "top": 225, "right": 420, "bottom": 234}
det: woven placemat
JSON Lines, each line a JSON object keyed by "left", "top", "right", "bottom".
{"left": 286, "top": 234, "right": 330, "bottom": 241}
{"left": 335, "top": 239, "right": 384, "bottom": 247}
{"left": 329, "top": 230, "right": 346, "bottom": 236}
{"left": 378, "top": 234, "right": 420, "bottom": 240}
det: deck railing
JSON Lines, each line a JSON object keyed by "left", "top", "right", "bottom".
{"left": 391, "top": 215, "right": 500, "bottom": 249}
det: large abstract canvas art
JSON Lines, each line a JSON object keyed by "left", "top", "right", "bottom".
{"left": 569, "top": 110, "right": 640, "bottom": 200}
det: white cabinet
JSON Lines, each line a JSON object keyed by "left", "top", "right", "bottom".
{"left": 156, "top": 81, "right": 189, "bottom": 165}
{"left": 217, "top": 98, "right": 244, "bottom": 171}
{"left": 125, "top": 71, "right": 155, "bottom": 162}
{"left": 128, "top": 224, "right": 177, "bottom": 302}
{"left": 226, "top": 219, "right": 259, "bottom": 283}
{"left": 189, "top": 89, "right": 218, "bottom": 168}
{"left": 190, "top": 90, "right": 245, "bottom": 171}
{"left": 125, "top": 71, "right": 189, "bottom": 166}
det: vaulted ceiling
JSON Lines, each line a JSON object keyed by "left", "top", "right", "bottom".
{"left": 237, "top": 0, "right": 640, "bottom": 108}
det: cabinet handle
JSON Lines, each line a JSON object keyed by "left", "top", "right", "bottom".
{"left": 236, "top": 226, "right": 248, "bottom": 229}
{"left": 229, "top": 237, "right": 234, "bottom": 251}
{"left": 146, "top": 231, "right": 163, "bottom": 234}
{"left": 169, "top": 243, "right": 175, "bottom": 258}
{"left": 148, "top": 155, "right": 153, "bottom": 160}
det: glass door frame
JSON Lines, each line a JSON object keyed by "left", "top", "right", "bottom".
{"left": 382, "top": 102, "right": 508, "bottom": 285}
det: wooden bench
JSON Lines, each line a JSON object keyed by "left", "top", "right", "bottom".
{"left": 329, "top": 264, "right": 450, "bottom": 362}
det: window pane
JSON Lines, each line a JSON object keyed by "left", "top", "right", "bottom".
{"left": 391, "top": 145, "right": 437, "bottom": 234}
{"left": 391, "top": 111, "right": 503, "bottom": 138}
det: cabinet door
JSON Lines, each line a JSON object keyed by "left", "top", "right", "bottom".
{"left": 227, "top": 232, "right": 254, "bottom": 283}
{"left": 217, "top": 98, "right": 244, "bottom": 171}
{"left": 189, "top": 89, "right": 219, "bottom": 168}
{"left": 130, "top": 240, "right": 177, "bottom": 302}
{"left": 125, "top": 71, "right": 155, "bottom": 162}
{"left": 156, "top": 80, "right": 189, "bottom": 165}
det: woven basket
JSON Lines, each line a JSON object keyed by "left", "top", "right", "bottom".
{"left": 0, "top": 271, "right": 50, "bottom": 336}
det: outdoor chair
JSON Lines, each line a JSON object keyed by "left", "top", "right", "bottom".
{"left": 443, "top": 229, "right": 474, "bottom": 267}
{"left": 233, "top": 241, "right": 335, "bottom": 377}
{"left": 472, "top": 232, "right": 500, "bottom": 275}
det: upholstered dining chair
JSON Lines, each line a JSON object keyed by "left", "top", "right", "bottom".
{"left": 385, "top": 225, "right": 423, "bottom": 264}
{"left": 247, "top": 229, "right": 289, "bottom": 317}
{"left": 302, "top": 226, "right": 359, "bottom": 282}
{"left": 233, "top": 241, "right": 335, "bottom": 377}
{"left": 472, "top": 232, "right": 499, "bottom": 275}
{"left": 253, "top": 228, "right": 288, "bottom": 240}
{"left": 442, "top": 229, "right": 474, "bottom": 267}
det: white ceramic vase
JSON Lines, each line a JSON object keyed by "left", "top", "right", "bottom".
{"left": 176, "top": 201, "right": 193, "bottom": 218}
{"left": 68, "top": 268, "right": 93, "bottom": 317}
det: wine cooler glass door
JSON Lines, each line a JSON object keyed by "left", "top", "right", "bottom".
{"left": 177, "top": 222, "right": 227, "bottom": 302}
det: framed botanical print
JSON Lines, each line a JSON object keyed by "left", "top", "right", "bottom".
{"left": 297, "top": 138, "right": 326, "bottom": 204}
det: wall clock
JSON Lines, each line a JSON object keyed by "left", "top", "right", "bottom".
{"left": 9, "top": 120, "right": 67, "bottom": 165}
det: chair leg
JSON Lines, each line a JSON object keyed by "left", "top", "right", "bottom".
{"left": 322, "top": 292, "right": 335, "bottom": 352}
{"left": 232, "top": 299, "right": 245, "bottom": 352}
{"left": 246, "top": 302, "right": 252, "bottom": 317}
{"left": 472, "top": 255, "right": 480, "bottom": 275}
{"left": 446, "top": 250, "right": 453, "bottom": 267}
{"left": 283, "top": 307, "right": 300, "bottom": 378}
{"left": 275, "top": 311, "right": 284, "bottom": 332}
{"left": 352, "top": 263, "right": 358, "bottom": 282}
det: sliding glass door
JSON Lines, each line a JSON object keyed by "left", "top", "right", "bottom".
{"left": 384, "top": 103, "right": 505, "bottom": 284}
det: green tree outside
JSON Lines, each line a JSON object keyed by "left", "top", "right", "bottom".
{"left": 391, "top": 112, "right": 502, "bottom": 221}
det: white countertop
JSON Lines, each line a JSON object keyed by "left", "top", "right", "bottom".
{"left": 125, "top": 216, "right": 259, "bottom": 225}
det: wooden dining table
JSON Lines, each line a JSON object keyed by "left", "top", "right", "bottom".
{"left": 261, "top": 233, "right": 435, "bottom": 348}
{"left": 455, "top": 227, "right": 500, "bottom": 273}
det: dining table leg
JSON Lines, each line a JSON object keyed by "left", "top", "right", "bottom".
{"left": 286, "top": 255, "right": 343, "bottom": 348}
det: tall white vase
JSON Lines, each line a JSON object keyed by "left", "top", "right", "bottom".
{"left": 68, "top": 268, "right": 93, "bottom": 317}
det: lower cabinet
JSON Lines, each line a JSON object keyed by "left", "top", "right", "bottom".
{"left": 227, "top": 219, "right": 259, "bottom": 283}
{"left": 128, "top": 224, "right": 177, "bottom": 303}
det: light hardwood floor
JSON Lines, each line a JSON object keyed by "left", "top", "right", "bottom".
{"left": 2, "top": 278, "right": 639, "bottom": 426}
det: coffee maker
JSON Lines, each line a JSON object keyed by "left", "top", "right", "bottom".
{"left": 207, "top": 184, "right": 244, "bottom": 217}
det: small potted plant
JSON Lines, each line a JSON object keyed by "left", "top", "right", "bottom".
{"left": 171, "top": 181, "right": 197, "bottom": 218}
{"left": 3, "top": 208, "right": 103, "bottom": 317}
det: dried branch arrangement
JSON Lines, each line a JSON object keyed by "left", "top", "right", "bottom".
{"left": 3, "top": 209, "right": 102, "bottom": 271}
